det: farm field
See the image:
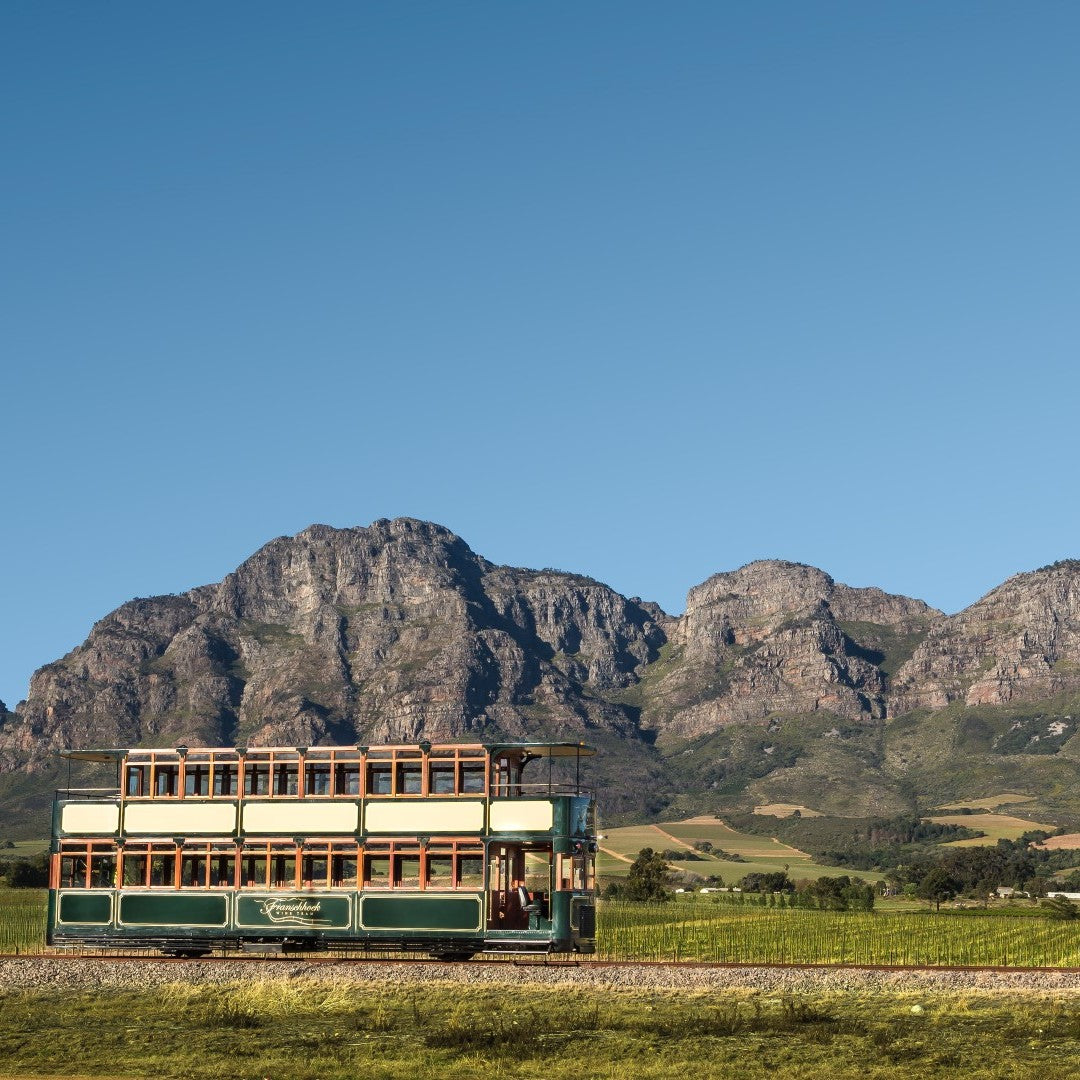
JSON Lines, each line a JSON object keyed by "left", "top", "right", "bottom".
{"left": 600, "top": 815, "right": 874, "bottom": 883}
{"left": 597, "top": 900, "right": 1080, "bottom": 967}
{"left": 927, "top": 812, "right": 1054, "bottom": 847}
{"left": 0, "top": 979, "right": 1077, "bottom": 1078}
{"left": 936, "top": 794, "right": 1036, "bottom": 811}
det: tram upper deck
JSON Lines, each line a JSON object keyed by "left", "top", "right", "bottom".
{"left": 54, "top": 742, "right": 596, "bottom": 841}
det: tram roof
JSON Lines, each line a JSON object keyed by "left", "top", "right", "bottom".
{"left": 60, "top": 741, "right": 596, "bottom": 761}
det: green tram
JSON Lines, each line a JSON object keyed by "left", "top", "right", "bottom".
{"left": 48, "top": 741, "right": 597, "bottom": 958}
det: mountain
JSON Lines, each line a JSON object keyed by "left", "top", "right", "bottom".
{"left": 3, "top": 520, "right": 1080, "bottom": 835}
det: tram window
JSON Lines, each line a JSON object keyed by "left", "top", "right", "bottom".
{"left": 364, "top": 854, "right": 390, "bottom": 888}
{"left": 460, "top": 763, "right": 485, "bottom": 794}
{"left": 394, "top": 853, "right": 421, "bottom": 888}
{"left": 396, "top": 761, "right": 423, "bottom": 795}
{"left": 271, "top": 853, "right": 296, "bottom": 888}
{"left": 245, "top": 764, "right": 270, "bottom": 796}
{"left": 90, "top": 854, "right": 116, "bottom": 889}
{"left": 425, "top": 854, "right": 453, "bottom": 889}
{"left": 272, "top": 763, "right": 298, "bottom": 796}
{"left": 181, "top": 852, "right": 208, "bottom": 887}
{"left": 210, "top": 854, "right": 235, "bottom": 887}
{"left": 149, "top": 853, "right": 175, "bottom": 887}
{"left": 429, "top": 764, "right": 455, "bottom": 795}
{"left": 214, "top": 763, "right": 238, "bottom": 797}
{"left": 305, "top": 763, "right": 332, "bottom": 796}
{"left": 335, "top": 762, "right": 360, "bottom": 795}
{"left": 302, "top": 855, "right": 329, "bottom": 888}
{"left": 184, "top": 765, "right": 210, "bottom": 797}
{"left": 123, "top": 853, "right": 149, "bottom": 887}
{"left": 154, "top": 765, "right": 179, "bottom": 797}
{"left": 126, "top": 765, "right": 147, "bottom": 797}
{"left": 367, "top": 763, "right": 392, "bottom": 795}
{"left": 242, "top": 853, "right": 268, "bottom": 887}
{"left": 60, "top": 856, "right": 87, "bottom": 889}
{"left": 458, "top": 855, "right": 484, "bottom": 889}
{"left": 331, "top": 854, "right": 358, "bottom": 888}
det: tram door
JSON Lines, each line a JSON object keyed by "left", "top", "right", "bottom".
{"left": 488, "top": 845, "right": 527, "bottom": 930}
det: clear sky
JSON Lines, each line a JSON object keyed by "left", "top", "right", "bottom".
{"left": 2, "top": 2, "right": 1079, "bottom": 707}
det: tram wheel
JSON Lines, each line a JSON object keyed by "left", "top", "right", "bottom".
{"left": 430, "top": 951, "right": 475, "bottom": 962}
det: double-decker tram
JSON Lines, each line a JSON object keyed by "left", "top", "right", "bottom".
{"left": 48, "top": 741, "right": 597, "bottom": 958}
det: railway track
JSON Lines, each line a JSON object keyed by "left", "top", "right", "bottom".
{"left": 10, "top": 951, "right": 1080, "bottom": 974}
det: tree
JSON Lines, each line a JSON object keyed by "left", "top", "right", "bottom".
{"left": 916, "top": 867, "right": 958, "bottom": 911}
{"left": 1041, "top": 895, "right": 1079, "bottom": 920}
{"left": 623, "top": 847, "right": 671, "bottom": 902}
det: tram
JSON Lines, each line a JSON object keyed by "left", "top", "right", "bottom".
{"left": 48, "top": 741, "right": 597, "bottom": 958}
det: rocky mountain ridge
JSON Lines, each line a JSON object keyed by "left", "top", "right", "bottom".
{"left": 3, "top": 520, "right": 1080, "bottom": 828}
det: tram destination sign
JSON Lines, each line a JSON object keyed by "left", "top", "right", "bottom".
{"left": 237, "top": 894, "right": 351, "bottom": 930}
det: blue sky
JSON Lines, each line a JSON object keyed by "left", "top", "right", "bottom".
{"left": 2, "top": 2, "right": 1079, "bottom": 707}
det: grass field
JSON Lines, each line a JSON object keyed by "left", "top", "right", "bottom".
{"left": 936, "top": 794, "right": 1036, "bottom": 811}
{"left": 600, "top": 815, "right": 874, "bottom": 883}
{"left": 927, "top": 812, "right": 1054, "bottom": 847}
{"left": 0, "top": 980, "right": 1077, "bottom": 1078}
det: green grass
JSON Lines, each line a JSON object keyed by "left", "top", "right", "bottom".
{"left": 0, "top": 980, "right": 1078, "bottom": 1078}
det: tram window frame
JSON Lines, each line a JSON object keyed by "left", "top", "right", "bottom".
{"left": 393, "top": 847, "right": 421, "bottom": 889}
{"left": 366, "top": 756, "right": 393, "bottom": 796}
{"left": 214, "top": 762, "right": 238, "bottom": 797}
{"left": 184, "top": 762, "right": 211, "bottom": 797}
{"left": 459, "top": 762, "right": 486, "bottom": 794}
{"left": 125, "top": 765, "right": 147, "bottom": 797}
{"left": 304, "top": 761, "right": 333, "bottom": 797}
{"left": 331, "top": 845, "right": 359, "bottom": 888}
{"left": 179, "top": 842, "right": 236, "bottom": 888}
{"left": 335, "top": 759, "right": 361, "bottom": 796}
{"left": 244, "top": 763, "right": 270, "bottom": 796}
{"left": 427, "top": 747, "right": 487, "bottom": 796}
{"left": 180, "top": 850, "right": 209, "bottom": 888}
{"left": 209, "top": 850, "right": 236, "bottom": 887}
{"left": 395, "top": 757, "right": 423, "bottom": 795}
{"left": 149, "top": 850, "right": 176, "bottom": 887}
{"left": 60, "top": 854, "right": 88, "bottom": 889}
{"left": 423, "top": 842, "right": 485, "bottom": 890}
{"left": 122, "top": 851, "right": 149, "bottom": 887}
{"left": 272, "top": 760, "right": 299, "bottom": 797}
{"left": 363, "top": 847, "right": 391, "bottom": 889}
{"left": 153, "top": 764, "right": 179, "bottom": 797}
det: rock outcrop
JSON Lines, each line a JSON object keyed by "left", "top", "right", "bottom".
{"left": 890, "top": 560, "right": 1080, "bottom": 712}
{"left": 0, "top": 520, "right": 664, "bottom": 770}
{"left": 642, "top": 561, "right": 940, "bottom": 738}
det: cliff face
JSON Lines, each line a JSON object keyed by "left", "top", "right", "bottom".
{"left": 890, "top": 560, "right": 1080, "bottom": 714}
{"left": 642, "top": 562, "right": 940, "bottom": 738}
{"left": 0, "top": 520, "right": 664, "bottom": 770}
{"left": 4, "top": 522, "right": 1080, "bottom": 825}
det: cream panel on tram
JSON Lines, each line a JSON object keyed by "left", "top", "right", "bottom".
{"left": 489, "top": 800, "right": 554, "bottom": 832}
{"left": 61, "top": 802, "right": 121, "bottom": 835}
{"left": 243, "top": 801, "right": 359, "bottom": 834}
{"left": 124, "top": 802, "right": 238, "bottom": 835}
{"left": 364, "top": 800, "right": 485, "bottom": 834}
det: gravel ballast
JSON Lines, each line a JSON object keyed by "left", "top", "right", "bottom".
{"left": 4, "top": 958, "right": 1080, "bottom": 996}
